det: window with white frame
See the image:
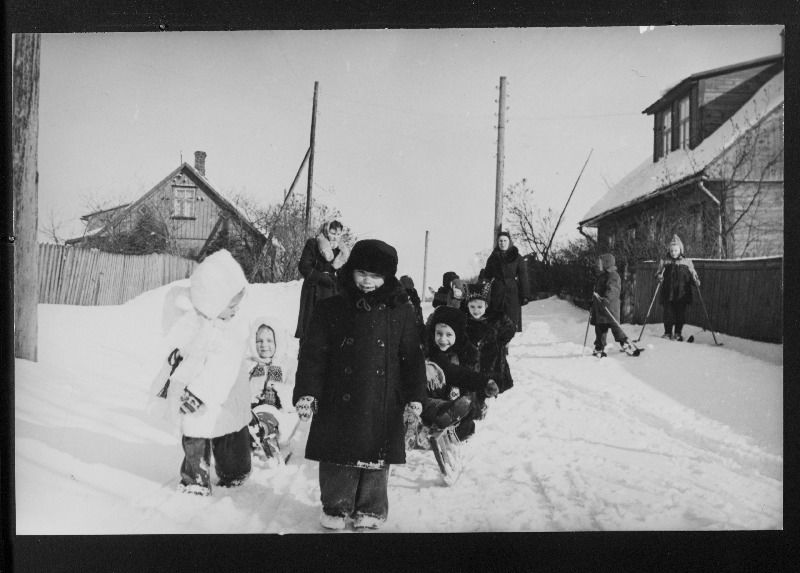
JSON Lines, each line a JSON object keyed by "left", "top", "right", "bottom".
{"left": 678, "top": 96, "right": 690, "bottom": 149}
{"left": 172, "top": 186, "right": 197, "bottom": 218}
{"left": 661, "top": 110, "right": 672, "bottom": 158}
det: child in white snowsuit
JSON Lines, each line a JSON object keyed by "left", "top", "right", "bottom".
{"left": 656, "top": 234, "right": 701, "bottom": 341}
{"left": 463, "top": 281, "right": 517, "bottom": 394}
{"left": 149, "top": 249, "right": 253, "bottom": 496}
{"left": 243, "top": 315, "right": 297, "bottom": 464}
{"left": 292, "top": 239, "right": 428, "bottom": 531}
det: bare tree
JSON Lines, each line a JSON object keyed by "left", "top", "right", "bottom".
{"left": 503, "top": 178, "right": 560, "bottom": 263}
{"left": 40, "top": 208, "right": 69, "bottom": 245}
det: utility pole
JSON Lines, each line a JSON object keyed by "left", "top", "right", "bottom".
{"left": 422, "top": 230, "right": 429, "bottom": 302}
{"left": 305, "top": 81, "right": 319, "bottom": 237}
{"left": 494, "top": 76, "right": 507, "bottom": 245}
{"left": 13, "top": 33, "right": 41, "bottom": 361}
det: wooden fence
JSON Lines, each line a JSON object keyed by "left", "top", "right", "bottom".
{"left": 38, "top": 244, "right": 198, "bottom": 306}
{"left": 627, "top": 257, "right": 783, "bottom": 343}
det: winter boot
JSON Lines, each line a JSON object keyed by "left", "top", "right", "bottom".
{"left": 592, "top": 348, "right": 607, "bottom": 358}
{"left": 320, "top": 512, "right": 347, "bottom": 530}
{"left": 674, "top": 334, "right": 684, "bottom": 342}
{"left": 432, "top": 395, "right": 473, "bottom": 430}
{"left": 353, "top": 514, "right": 384, "bottom": 530}
{"left": 661, "top": 333, "right": 672, "bottom": 340}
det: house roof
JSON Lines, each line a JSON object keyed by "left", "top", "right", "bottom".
{"left": 580, "top": 70, "right": 783, "bottom": 228}
{"left": 642, "top": 54, "right": 783, "bottom": 115}
{"left": 67, "top": 162, "right": 265, "bottom": 244}
{"left": 80, "top": 203, "right": 131, "bottom": 221}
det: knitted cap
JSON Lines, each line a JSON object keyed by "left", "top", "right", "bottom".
{"left": 599, "top": 253, "right": 616, "bottom": 270}
{"left": 250, "top": 315, "right": 288, "bottom": 364}
{"left": 668, "top": 234, "right": 684, "bottom": 255}
{"left": 190, "top": 249, "right": 247, "bottom": 319}
{"left": 343, "top": 239, "right": 398, "bottom": 278}
{"left": 465, "top": 281, "right": 492, "bottom": 303}
{"left": 429, "top": 305, "right": 467, "bottom": 343}
{"left": 399, "top": 275, "right": 415, "bottom": 290}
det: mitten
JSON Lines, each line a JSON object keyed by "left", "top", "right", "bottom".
{"left": 318, "top": 272, "right": 335, "bottom": 287}
{"left": 179, "top": 388, "right": 205, "bottom": 414}
{"left": 448, "top": 386, "right": 461, "bottom": 400}
{"left": 295, "top": 396, "right": 317, "bottom": 421}
{"left": 407, "top": 401, "right": 422, "bottom": 417}
{"left": 485, "top": 380, "right": 499, "bottom": 398}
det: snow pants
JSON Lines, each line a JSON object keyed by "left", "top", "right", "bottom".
{"left": 319, "top": 462, "right": 389, "bottom": 522}
{"left": 180, "top": 425, "right": 251, "bottom": 493}
{"left": 594, "top": 323, "right": 628, "bottom": 350}
{"left": 662, "top": 301, "right": 689, "bottom": 336}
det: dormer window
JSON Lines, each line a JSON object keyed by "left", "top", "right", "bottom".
{"left": 678, "top": 96, "right": 690, "bottom": 149}
{"left": 172, "top": 186, "right": 197, "bottom": 218}
{"left": 660, "top": 111, "right": 672, "bottom": 158}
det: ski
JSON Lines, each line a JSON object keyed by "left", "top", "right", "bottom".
{"left": 429, "top": 426, "right": 463, "bottom": 486}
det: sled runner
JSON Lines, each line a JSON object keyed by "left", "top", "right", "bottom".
{"left": 429, "top": 426, "right": 463, "bottom": 486}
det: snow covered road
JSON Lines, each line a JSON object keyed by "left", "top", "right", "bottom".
{"left": 14, "top": 282, "right": 782, "bottom": 533}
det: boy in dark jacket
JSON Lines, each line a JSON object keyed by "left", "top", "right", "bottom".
{"left": 590, "top": 253, "right": 635, "bottom": 357}
{"left": 423, "top": 306, "right": 499, "bottom": 441}
{"left": 463, "top": 281, "right": 517, "bottom": 394}
{"left": 292, "top": 239, "right": 427, "bottom": 531}
{"left": 655, "top": 235, "right": 701, "bottom": 341}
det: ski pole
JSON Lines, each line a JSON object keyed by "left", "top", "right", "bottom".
{"left": 582, "top": 307, "right": 591, "bottom": 357}
{"left": 635, "top": 282, "right": 661, "bottom": 342}
{"left": 695, "top": 284, "right": 723, "bottom": 346}
{"left": 596, "top": 296, "right": 641, "bottom": 355}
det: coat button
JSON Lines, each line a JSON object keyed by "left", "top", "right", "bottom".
{"left": 376, "top": 369, "right": 385, "bottom": 376}
{"left": 345, "top": 337, "right": 354, "bottom": 345}
{"left": 342, "top": 393, "right": 351, "bottom": 401}
{"left": 377, "top": 339, "right": 385, "bottom": 347}
{"left": 344, "top": 367, "right": 353, "bottom": 374}
{"left": 377, "top": 303, "right": 386, "bottom": 310}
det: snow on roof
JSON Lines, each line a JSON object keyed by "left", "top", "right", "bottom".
{"left": 580, "top": 71, "right": 784, "bottom": 227}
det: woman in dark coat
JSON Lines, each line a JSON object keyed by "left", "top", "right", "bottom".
{"left": 483, "top": 231, "right": 531, "bottom": 333}
{"left": 292, "top": 239, "right": 427, "bottom": 530}
{"left": 294, "top": 220, "right": 350, "bottom": 341}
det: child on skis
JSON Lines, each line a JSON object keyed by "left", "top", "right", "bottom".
{"left": 655, "top": 234, "right": 701, "bottom": 341}
{"left": 423, "top": 306, "right": 499, "bottom": 441}
{"left": 292, "top": 239, "right": 428, "bottom": 531}
{"left": 149, "top": 249, "right": 253, "bottom": 496}
{"left": 590, "top": 253, "right": 636, "bottom": 357}
{"left": 463, "top": 281, "right": 517, "bottom": 394}
{"left": 243, "top": 315, "right": 297, "bottom": 465}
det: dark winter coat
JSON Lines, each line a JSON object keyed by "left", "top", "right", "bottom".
{"left": 292, "top": 276, "right": 427, "bottom": 468}
{"left": 294, "top": 229, "right": 349, "bottom": 339}
{"left": 432, "top": 272, "right": 461, "bottom": 309}
{"left": 404, "top": 286, "right": 427, "bottom": 348}
{"left": 590, "top": 264, "right": 621, "bottom": 326}
{"left": 425, "top": 344, "right": 488, "bottom": 402}
{"left": 484, "top": 245, "right": 531, "bottom": 332}
{"left": 657, "top": 256, "right": 699, "bottom": 305}
{"left": 466, "top": 311, "right": 516, "bottom": 392}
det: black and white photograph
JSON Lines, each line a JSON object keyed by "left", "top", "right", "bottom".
{"left": 9, "top": 20, "right": 784, "bottom": 549}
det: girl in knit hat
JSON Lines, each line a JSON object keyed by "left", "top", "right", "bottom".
{"left": 590, "top": 253, "right": 635, "bottom": 357}
{"left": 463, "top": 281, "right": 517, "bottom": 394}
{"left": 292, "top": 239, "right": 427, "bottom": 531}
{"left": 655, "top": 235, "right": 701, "bottom": 341}
{"left": 149, "top": 249, "right": 253, "bottom": 496}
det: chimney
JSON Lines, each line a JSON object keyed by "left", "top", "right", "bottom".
{"left": 194, "top": 151, "right": 207, "bottom": 176}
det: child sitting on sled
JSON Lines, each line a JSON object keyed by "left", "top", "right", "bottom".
{"left": 242, "top": 315, "right": 298, "bottom": 466}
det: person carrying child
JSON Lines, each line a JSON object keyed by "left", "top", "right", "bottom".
{"left": 242, "top": 315, "right": 297, "bottom": 465}
{"left": 590, "top": 253, "right": 636, "bottom": 357}
{"left": 423, "top": 306, "right": 499, "bottom": 442}
{"left": 149, "top": 249, "right": 253, "bottom": 496}
{"left": 655, "top": 234, "right": 701, "bottom": 341}
{"left": 463, "top": 281, "right": 517, "bottom": 394}
{"left": 292, "top": 239, "right": 428, "bottom": 531}
{"left": 431, "top": 271, "right": 466, "bottom": 309}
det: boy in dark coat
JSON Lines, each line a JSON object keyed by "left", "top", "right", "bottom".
{"left": 431, "top": 271, "right": 465, "bottom": 309}
{"left": 292, "top": 239, "right": 427, "bottom": 531}
{"left": 656, "top": 234, "right": 701, "bottom": 341}
{"left": 294, "top": 220, "right": 350, "bottom": 341}
{"left": 464, "top": 281, "right": 517, "bottom": 394}
{"left": 399, "top": 275, "right": 426, "bottom": 348}
{"left": 483, "top": 231, "right": 531, "bottom": 333}
{"left": 424, "top": 306, "right": 499, "bottom": 441}
{"left": 590, "top": 253, "right": 635, "bottom": 357}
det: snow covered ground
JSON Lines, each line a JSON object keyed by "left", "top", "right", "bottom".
{"left": 14, "top": 280, "right": 782, "bottom": 534}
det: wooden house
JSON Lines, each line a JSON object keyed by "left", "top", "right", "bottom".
{"left": 67, "top": 151, "right": 266, "bottom": 262}
{"left": 579, "top": 48, "right": 784, "bottom": 261}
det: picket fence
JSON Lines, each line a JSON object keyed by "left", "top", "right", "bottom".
{"left": 38, "top": 244, "right": 198, "bottom": 306}
{"left": 629, "top": 256, "right": 783, "bottom": 343}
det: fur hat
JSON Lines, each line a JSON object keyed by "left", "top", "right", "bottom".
{"left": 429, "top": 305, "right": 467, "bottom": 344}
{"left": 399, "top": 275, "right": 415, "bottom": 290}
{"left": 344, "top": 239, "right": 398, "bottom": 278}
{"left": 190, "top": 249, "right": 247, "bottom": 319}
{"left": 442, "top": 271, "right": 459, "bottom": 288}
{"left": 599, "top": 252, "right": 616, "bottom": 271}
{"left": 668, "top": 234, "right": 684, "bottom": 256}
{"left": 465, "top": 281, "right": 492, "bottom": 303}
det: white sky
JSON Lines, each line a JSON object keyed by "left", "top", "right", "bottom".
{"left": 36, "top": 26, "right": 783, "bottom": 288}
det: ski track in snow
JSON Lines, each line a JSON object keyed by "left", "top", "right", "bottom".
{"left": 14, "top": 283, "right": 782, "bottom": 533}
